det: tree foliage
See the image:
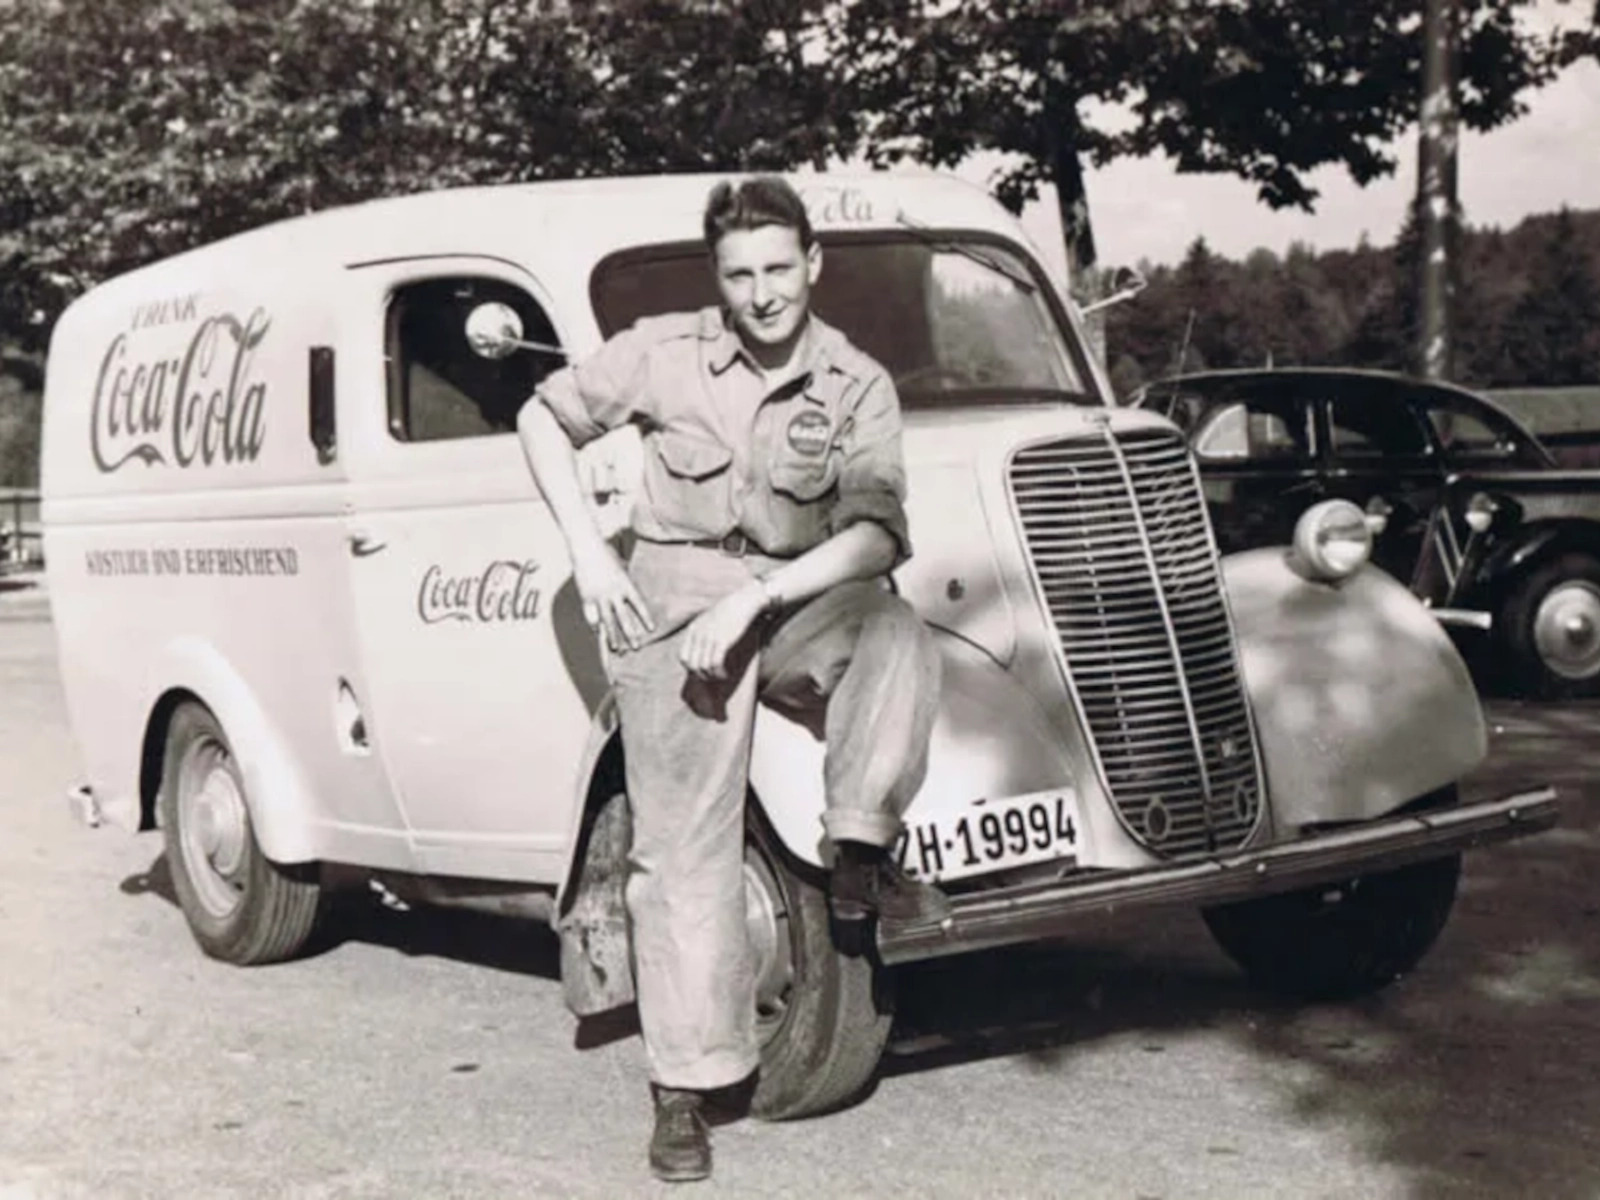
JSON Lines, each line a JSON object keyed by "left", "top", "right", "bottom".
{"left": 0, "top": 0, "right": 1581, "bottom": 354}
{"left": 1104, "top": 206, "right": 1600, "bottom": 395}
{"left": 840, "top": 0, "right": 1566, "bottom": 226}
{"left": 0, "top": 0, "right": 1591, "bottom": 484}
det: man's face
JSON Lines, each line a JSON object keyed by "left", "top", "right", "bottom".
{"left": 712, "top": 224, "right": 822, "bottom": 353}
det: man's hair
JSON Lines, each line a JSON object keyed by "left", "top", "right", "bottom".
{"left": 702, "top": 176, "right": 815, "bottom": 251}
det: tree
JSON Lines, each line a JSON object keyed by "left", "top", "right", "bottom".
{"left": 0, "top": 0, "right": 870, "bottom": 358}
{"left": 1500, "top": 208, "right": 1600, "bottom": 385}
{"left": 0, "top": 372, "right": 41, "bottom": 488}
{"left": 836, "top": 0, "right": 1565, "bottom": 238}
{"left": 1, "top": 0, "right": 1579, "bottom": 360}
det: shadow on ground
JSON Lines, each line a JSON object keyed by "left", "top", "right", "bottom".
{"left": 885, "top": 698, "right": 1600, "bottom": 1198}
{"left": 113, "top": 699, "right": 1600, "bottom": 1197}
{"left": 120, "top": 850, "right": 563, "bottom": 982}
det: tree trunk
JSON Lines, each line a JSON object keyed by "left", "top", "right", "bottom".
{"left": 1417, "top": 0, "right": 1460, "bottom": 380}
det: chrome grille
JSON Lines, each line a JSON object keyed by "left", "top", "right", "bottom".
{"left": 1009, "top": 426, "right": 1262, "bottom": 856}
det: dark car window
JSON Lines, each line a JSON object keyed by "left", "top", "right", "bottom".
{"left": 1199, "top": 399, "right": 1309, "bottom": 463}
{"left": 1326, "top": 393, "right": 1432, "bottom": 458}
{"left": 1163, "top": 390, "right": 1311, "bottom": 464}
{"left": 1425, "top": 404, "right": 1521, "bottom": 462}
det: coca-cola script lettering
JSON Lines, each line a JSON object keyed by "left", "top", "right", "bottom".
{"left": 418, "top": 561, "right": 543, "bottom": 624}
{"left": 800, "top": 185, "right": 874, "bottom": 226}
{"left": 90, "top": 307, "right": 272, "bottom": 473}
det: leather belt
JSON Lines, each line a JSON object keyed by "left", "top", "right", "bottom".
{"left": 638, "top": 532, "right": 794, "bottom": 559}
{"left": 687, "top": 530, "right": 761, "bottom": 557}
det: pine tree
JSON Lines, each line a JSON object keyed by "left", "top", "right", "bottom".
{"left": 1500, "top": 209, "right": 1600, "bottom": 386}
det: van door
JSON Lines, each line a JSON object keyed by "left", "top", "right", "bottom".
{"left": 336, "top": 258, "right": 630, "bottom": 883}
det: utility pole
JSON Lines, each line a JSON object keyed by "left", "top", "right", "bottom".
{"left": 1417, "top": 0, "right": 1460, "bottom": 380}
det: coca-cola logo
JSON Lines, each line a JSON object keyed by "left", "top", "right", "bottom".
{"left": 786, "top": 410, "right": 831, "bottom": 456}
{"left": 418, "top": 561, "right": 543, "bottom": 624}
{"left": 90, "top": 307, "right": 272, "bottom": 473}
{"left": 800, "top": 184, "right": 875, "bottom": 226}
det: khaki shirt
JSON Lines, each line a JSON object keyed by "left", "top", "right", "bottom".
{"left": 537, "top": 307, "right": 911, "bottom": 564}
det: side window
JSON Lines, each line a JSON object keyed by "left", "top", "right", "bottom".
{"left": 1427, "top": 405, "right": 1518, "bottom": 461}
{"left": 386, "top": 276, "right": 562, "bottom": 442}
{"left": 1191, "top": 394, "right": 1310, "bottom": 463}
{"left": 1327, "top": 394, "right": 1431, "bottom": 458}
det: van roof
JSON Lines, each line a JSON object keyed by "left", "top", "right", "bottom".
{"left": 90, "top": 170, "right": 1034, "bottom": 298}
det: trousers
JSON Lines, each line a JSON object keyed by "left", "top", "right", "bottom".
{"left": 608, "top": 542, "right": 941, "bottom": 1088}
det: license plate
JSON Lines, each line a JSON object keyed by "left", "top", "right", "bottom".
{"left": 895, "top": 789, "right": 1080, "bottom": 883}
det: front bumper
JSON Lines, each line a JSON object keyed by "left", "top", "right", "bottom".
{"left": 877, "top": 786, "right": 1558, "bottom": 965}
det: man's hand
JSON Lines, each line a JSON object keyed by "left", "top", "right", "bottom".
{"left": 572, "top": 543, "right": 656, "bottom": 653}
{"left": 679, "top": 582, "right": 768, "bottom": 680}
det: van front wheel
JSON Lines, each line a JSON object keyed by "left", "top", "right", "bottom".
{"left": 159, "top": 702, "right": 321, "bottom": 964}
{"left": 1201, "top": 853, "right": 1461, "bottom": 1001}
{"left": 744, "top": 813, "right": 892, "bottom": 1120}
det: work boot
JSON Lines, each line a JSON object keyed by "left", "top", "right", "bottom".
{"left": 829, "top": 841, "right": 952, "bottom": 925}
{"left": 649, "top": 1087, "right": 711, "bottom": 1183}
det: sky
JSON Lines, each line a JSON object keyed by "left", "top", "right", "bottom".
{"left": 1069, "top": 53, "right": 1600, "bottom": 270}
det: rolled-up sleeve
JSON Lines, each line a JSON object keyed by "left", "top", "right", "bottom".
{"left": 534, "top": 320, "right": 658, "bottom": 448}
{"left": 829, "top": 370, "right": 912, "bottom": 566}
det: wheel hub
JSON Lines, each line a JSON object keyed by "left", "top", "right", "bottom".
{"left": 194, "top": 775, "right": 248, "bottom": 875}
{"left": 177, "top": 742, "right": 249, "bottom": 918}
{"left": 1533, "top": 580, "right": 1600, "bottom": 679}
{"left": 743, "top": 852, "right": 794, "bottom": 1031}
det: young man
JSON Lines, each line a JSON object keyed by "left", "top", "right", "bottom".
{"left": 517, "top": 176, "right": 946, "bottom": 1183}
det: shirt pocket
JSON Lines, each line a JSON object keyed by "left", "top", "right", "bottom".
{"left": 645, "top": 429, "right": 735, "bottom": 533}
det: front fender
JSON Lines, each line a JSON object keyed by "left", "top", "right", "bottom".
{"left": 1222, "top": 549, "right": 1487, "bottom": 829}
{"left": 749, "top": 630, "right": 1079, "bottom": 868}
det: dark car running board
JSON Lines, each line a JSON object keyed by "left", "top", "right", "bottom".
{"left": 877, "top": 787, "right": 1558, "bottom": 965}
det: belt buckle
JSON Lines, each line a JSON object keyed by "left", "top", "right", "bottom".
{"left": 719, "top": 530, "right": 750, "bottom": 557}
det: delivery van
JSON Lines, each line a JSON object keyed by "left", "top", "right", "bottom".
{"left": 42, "top": 171, "right": 1557, "bottom": 1118}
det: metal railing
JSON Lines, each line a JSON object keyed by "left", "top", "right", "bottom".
{"left": 0, "top": 489, "right": 41, "bottom": 569}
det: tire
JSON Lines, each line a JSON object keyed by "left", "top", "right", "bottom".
{"left": 158, "top": 701, "right": 322, "bottom": 964}
{"left": 1499, "top": 550, "right": 1600, "bottom": 699}
{"left": 1202, "top": 852, "right": 1461, "bottom": 1002}
{"left": 744, "top": 812, "right": 892, "bottom": 1120}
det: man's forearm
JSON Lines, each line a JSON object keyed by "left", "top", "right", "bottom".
{"left": 516, "top": 399, "right": 611, "bottom": 565}
{"left": 760, "top": 522, "right": 899, "bottom": 610}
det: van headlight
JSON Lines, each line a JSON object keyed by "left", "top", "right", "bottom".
{"left": 1289, "top": 499, "right": 1372, "bottom": 583}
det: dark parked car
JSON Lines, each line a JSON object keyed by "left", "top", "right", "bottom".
{"left": 1133, "top": 368, "right": 1600, "bottom": 697}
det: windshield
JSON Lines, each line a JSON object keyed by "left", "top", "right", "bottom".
{"left": 590, "top": 232, "right": 1094, "bottom": 408}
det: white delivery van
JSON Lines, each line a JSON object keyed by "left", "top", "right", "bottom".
{"left": 42, "top": 172, "right": 1556, "bottom": 1118}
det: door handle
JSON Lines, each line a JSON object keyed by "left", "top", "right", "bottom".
{"left": 349, "top": 533, "right": 387, "bottom": 558}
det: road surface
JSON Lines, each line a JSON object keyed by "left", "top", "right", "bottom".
{"left": 2, "top": 579, "right": 1597, "bottom": 1198}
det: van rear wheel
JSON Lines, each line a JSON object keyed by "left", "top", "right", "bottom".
{"left": 744, "top": 813, "right": 892, "bottom": 1120}
{"left": 159, "top": 702, "right": 321, "bottom": 964}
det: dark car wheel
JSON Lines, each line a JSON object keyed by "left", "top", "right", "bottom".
{"left": 1499, "top": 551, "right": 1600, "bottom": 698}
{"left": 744, "top": 813, "right": 892, "bottom": 1120}
{"left": 158, "top": 701, "right": 322, "bottom": 964}
{"left": 1202, "top": 850, "right": 1461, "bottom": 1002}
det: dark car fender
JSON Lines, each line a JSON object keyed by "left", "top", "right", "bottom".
{"left": 1221, "top": 549, "right": 1487, "bottom": 830}
{"left": 1472, "top": 517, "right": 1600, "bottom": 597}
